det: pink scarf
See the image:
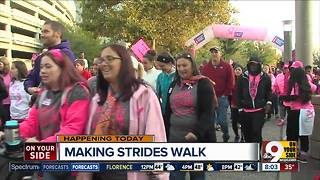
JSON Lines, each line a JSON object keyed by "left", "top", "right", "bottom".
{"left": 249, "top": 74, "right": 261, "bottom": 99}
{"left": 180, "top": 75, "right": 218, "bottom": 108}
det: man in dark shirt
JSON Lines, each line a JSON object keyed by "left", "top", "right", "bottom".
{"left": 201, "top": 46, "right": 235, "bottom": 142}
{"left": 24, "top": 21, "right": 75, "bottom": 95}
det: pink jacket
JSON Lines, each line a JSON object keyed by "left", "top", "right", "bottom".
{"left": 273, "top": 73, "right": 286, "bottom": 95}
{"left": 84, "top": 84, "right": 168, "bottom": 180}
{"left": 285, "top": 75, "right": 317, "bottom": 110}
{"left": 269, "top": 73, "right": 275, "bottom": 87}
{"left": 19, "top": 88, "right": 90, "bottom": 142}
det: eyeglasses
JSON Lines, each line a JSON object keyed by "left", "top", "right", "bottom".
{"left": 175, "top": 53, "right": 193, "bottom": 61}
{"left": 211, "top": 50, "right": 219, "bottom": 54}
{"left": 100, "top": 55, "right": 121, "bottom": 64}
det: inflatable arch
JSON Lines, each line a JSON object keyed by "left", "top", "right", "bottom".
{"left": 185, "top": 24, "right": 285, "bottom": 52}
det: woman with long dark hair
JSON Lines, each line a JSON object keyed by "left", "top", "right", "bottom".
{"left": 164, "top": 52, "right": 217, "bottom": 180}
{"left": 284, "top": 60, "right": 317, "bottom": 163}
{"left": 9, "top": 61, "right": 31, "bottom": 122}
{"left": 78, "top": 44, "right": 167, "bottom": 180}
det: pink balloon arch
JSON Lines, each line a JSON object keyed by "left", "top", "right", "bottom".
{"left": 185, "top": 24, "right": 285, "bottom": 52}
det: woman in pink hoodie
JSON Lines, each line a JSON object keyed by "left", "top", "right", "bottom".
{"left": 77, "top": 44, "right": 168, "bottom": 180}
{"left": 284, "top": 60, "right": 317, "bottom": 163}
{"left": 17, "top": 49, "right": 90, "bottom": 142}
{"left": 0, "top": 49, "right": 90, "bottom": 179}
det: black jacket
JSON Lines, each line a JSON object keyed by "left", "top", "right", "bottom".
{"left": 0, "top": 76, "right": 8, "bottom": 122}
{"left": 164, "top": 78, "right": 217, "bottom": 143}
{"left": 237, "top": 71, "right": 272, "bottom": 110}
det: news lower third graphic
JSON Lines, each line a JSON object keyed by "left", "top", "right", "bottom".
{"left": 18, "top": 136, "right": 298, "bottom": 173}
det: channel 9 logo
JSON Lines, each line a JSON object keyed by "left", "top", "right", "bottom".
{"left": 262, "top": 141, "right": 297, "bottom": 162}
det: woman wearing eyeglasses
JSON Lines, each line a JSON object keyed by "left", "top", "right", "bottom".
{"left": 164, "top": 52, "right": 217, "bottom": 180}
{"left": 77, "top": 44, "right": 168, "bottom": 180}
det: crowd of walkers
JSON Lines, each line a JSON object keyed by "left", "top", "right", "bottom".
{"left": 0, "top": 20, "right": 318, "bottom": 180}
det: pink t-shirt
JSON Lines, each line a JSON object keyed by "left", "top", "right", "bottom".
{"left": 244, "top": 74, "right": 263, "bottom": 112}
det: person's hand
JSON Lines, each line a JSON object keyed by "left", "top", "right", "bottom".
{"left": 265, "top": 104, "right": 272, "bottom": 113}
{"left": 185, "top": 132, "right": 198, "bottom": 142}
{"left": 27, "top": 87, "right": 41, "bottom": 95}
{"left": 25, "top": 137, "right": 39, "bottom": 142}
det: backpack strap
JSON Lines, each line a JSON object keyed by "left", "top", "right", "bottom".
{"left": 60, "top": 86, "right": 73, "bottom": 107}
{"left": 86, "top": 93, "right": 99, "bottom": 134}
{"left": 38, "top": 90, "right": 48, "bottom": 108}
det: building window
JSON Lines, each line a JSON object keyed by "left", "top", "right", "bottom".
{"left": 43, "top": 0, "right": 53, "bottom": 6}
{"left": 0, "top": 22, "right": 5, "bottom": 30}
{"left": 12, "top": 50, "right": 33, "bottom": 60}
{"left": 10, "top": 1, "right": 35, "bottom": 16}
{"left": 56, "top": 6, "right": 64, "bottom": 15}
{"left": 0, "top": 49, "right": 6, "bottom": 57}
{"left": 65, "top": 14, "right": 70, "bottom": 20}
{"left": 11, "top": 26, "right": 36, "bottom": 38}
{"left": 39, "top": 14, "right": 50, "bottom": 22}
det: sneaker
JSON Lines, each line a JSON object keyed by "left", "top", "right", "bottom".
{"left": 215, "top": 125, "right": 221, "bottom": 131}
{"left": 234, "top": 135, "right": 240, "bottom": 142}
{"left": 298, "top": 151, "right": 309, "bottom": 163}
{"left": 265, "top": 114, "right": 271, "bottom": 121}
{"left": 298, "top": 156, "right": 308, "bottom": 163}
{"left": 276, "top": 119, "right": 286, "bottom": 126}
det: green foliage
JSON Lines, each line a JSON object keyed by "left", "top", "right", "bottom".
{"left": 79, "top": 0, "right": 235, "bottom": 54}
{"left": 240, "top": 41, "right": 281, "bottom": 65}
{"left": 313, "top": 49, "right": 320, "bottom": 67}
{"left": 64, "top": 25, "right": 104, "bottom": 66}
{"left": 219, "top": 39, "right": 242, "bottom": 60}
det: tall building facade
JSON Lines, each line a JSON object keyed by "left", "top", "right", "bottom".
{"left": 0, "top": 0, "right": 76, "bottom": 67}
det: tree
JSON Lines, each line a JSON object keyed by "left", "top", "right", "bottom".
{"left": 64, "top": 25, "right": 104, "bottom": 66}
{"left": 241, "top": 41, "right": 281, "bottom": 65}
{"left": 219, "top": 39, "right": 242, "bottom": 60}
{"left": 313, "top": 49, "right": 320, "bottom": 67}
{"left": 79, "top": 0, "right": 236, "bottom": 53}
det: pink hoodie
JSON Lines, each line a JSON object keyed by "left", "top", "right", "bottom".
{"left": 19, "top": 86, "right": 90, "bottom": 142}
{"left": 83, "top": 84, "right": 168, "bottom": 180}
{"left": 273, "top": 73, "right": 287, "bottom": 95}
